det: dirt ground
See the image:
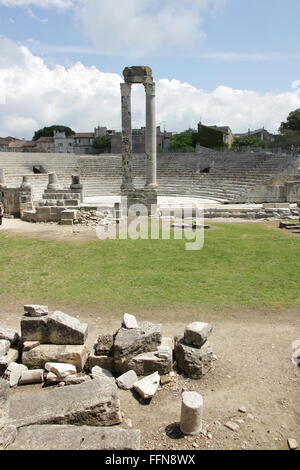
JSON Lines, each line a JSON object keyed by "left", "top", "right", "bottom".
{"left": 0, "top": 217, "right": 287, "bottom": 243}
{"left": 2, "top": 306, "right": 299, "bottom": 451}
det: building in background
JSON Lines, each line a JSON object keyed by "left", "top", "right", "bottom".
{"left": 110, "top": 126, "right": 171, "bottom": 153}
{"left": 198, "top": 123, "right": 234, "bottom": 149}
{"left": 35, "top": 136, "right": 55, "bottom": 153}
{"left": 54, "top": 131, "right": 74, "bottom": 153}
{"left": 73, "top": 133, "right": 95, "bottom": 154}
{"left": 234, "top": 128, "right": 275, "bottom": 142}
{"left": 0, "top": 136, "right": 20, "bottom": 151}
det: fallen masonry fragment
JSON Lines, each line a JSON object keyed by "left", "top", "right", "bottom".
{"left": 133, "top": 372, "right": 160, "bottom": 399}
{"left": 24, "top": 305, "right": 48, "bottom": 317}
{"left": 0, "top": 328, "right": 20, "bottom": 347}
{"left": 22, "top": 344, "right": 88, "bottom": 371}
{"left": 7, "top": 425, "right": 140, "bottom": 451}
{"left": 21, "top": 311, "right": 88, "bottom": 345}
{"left": 9, "top": 377, "right": 122, "bottom": 428}
{"left": 0, "top": 340, "right": 10, "bottom": 358}
{"left": 184, "top": 322, "right": 213, "bottom": 348}
{"left": 116, "top": 370, "right": 138, "bottom": 390}
{"left": 175, "top": 338, "right": 214, "bottom": 379}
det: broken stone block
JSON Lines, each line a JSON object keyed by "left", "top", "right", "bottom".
{"left": 24, "top": 305, "right": 48, "bottom": 317}
{"left": 161, "top": 336, "right": 174, "bottom": 350}
{"left": 0, "top": 349, "right": 19, "bottom": 376}
{"left": 47, "top": 311, "right": 88, "bottom": 345}
{"left": 19, "top": 370, "right": 44, "bottom": 385}
{"left": 113, "top": 321, "right": 162, "bottom": 365}
{"left": 22, "top": 344, "right": 88, "bottom": 372}
{"left": 91, "top": 366, "right": 114, "bottom": 380}
{"left": 116, "top": 370, "right": 138, "bottom": 390}
{"left": 45, "top": 372, "right": 64, "bottom": 385}
{"left": 21, "top": 312, "right": 88, "bottom": 345}
{"left": 288, "top": 438, "right": 298, "bottom": 450}
{"left": 9, "top": 377, "right": 122, "bottom": 428}
{"left": 119, "top": 350, "right": 172, "bottom": 376}
{"left": 0, "top": 425, "right": 17, "bottom": 450}
{"left": 184, "top": 322, "right": 213, "bottom": 347}
{"left": 21, "top": 316, "right": 49, "bottom": 343}
{"left": 133, "top": 372, "right": 160, "bottom": 399}
{"left": 0, "top": 328, "right": 20, "bottom": 347}
{"left": 45, "top": 362, "right": 77, "bottom": 379}
{"left": 175, "top": 338, "right": 214, "bottom": 379}
{"left": 0, "top": 378, "right": 10, "bottom": 427}
{"left": 0, "top": 340, "right": 10, "bottom": 358}
{"left": 23, "top": 341, "right": 40, "bottom": 352}
{"left": 122, "top": 313, "right": 138, "bottom": 329}
{"left": 94, "top": 334, "right": 114, "bottom": 356}
{"left": 160, "top": 375, "right": 172, "bottom": 386}
{"left": 7, "top": 425, "right": 140, "bottom": 450}
{"left": 64, "top": 375, "right": 91, "bottom": 386}
{"left": 3, "top": 363, "right": 28, "bottom": 388}
{"left": 87, "top": 354, "right": 114, "bottom": 372}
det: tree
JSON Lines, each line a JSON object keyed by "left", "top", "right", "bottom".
{"left": 234, "top": 136, "right": 266, "bottom": 148}
{"left": 32, "top": 125, "right": 75, "bottom": 141}
{"left": 279, "top": 109, "right": 300, "bottom": 133}
{"left": 92, "top": 136, "right": 111, "bottom": 154}
{"left": 169, "top": 129, "right": 198, "bottom": 152}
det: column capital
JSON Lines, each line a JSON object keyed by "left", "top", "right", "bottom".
{"left": 120, "top": 82, "right": 132, "bottom": 97}
{"left": 144, "top": 82, "right": 156, "bottom": 96}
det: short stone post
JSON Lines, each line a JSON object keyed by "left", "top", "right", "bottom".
{"left": 47, "top": 172, "right": 60, "bottom": 190}
{"left": 0, "top": 169, "right": 6, "bottom": 189}
{"left": 20, "top": 176, "right": 31, "bottom": 192}
{"left": 180, "top": 391, "right": 203, "bottom": 435}
{"left": 70, "top": 175, "right": 84, "bottom": 202}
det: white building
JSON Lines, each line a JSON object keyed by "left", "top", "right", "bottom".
{"left": 54, "top": 131, "right": 75, "bottom": 153}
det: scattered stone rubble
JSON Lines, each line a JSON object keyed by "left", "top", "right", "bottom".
{"left": 0, "top": 306, "right": 217, "bottom": 450}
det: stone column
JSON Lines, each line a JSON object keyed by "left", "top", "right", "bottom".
{"left": 121, "top": 83, "right": 134, "bottom": 191}
{"left": 0, "top": 169, "right": 6, "bottom": 189}
{"left": 144, "top": 82, "right": 158, "bottom": 189}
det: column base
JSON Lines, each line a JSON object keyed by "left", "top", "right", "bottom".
{"left": 121, "top": 188, "right": 158, "bottom": 216}
{"left": 144, "top": 183, "right": 159, "bottom": 190}
{"left": 121, "top": 183, "right": 135, "bottom": 193}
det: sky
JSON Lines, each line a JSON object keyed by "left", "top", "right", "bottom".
{"left": 0, "top": 0, "right": 300, "bottom": 139}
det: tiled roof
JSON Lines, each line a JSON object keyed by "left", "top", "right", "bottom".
{"left": 74, "top": 133, "right": 94, "bottom": 138}
{"left": 36, "top": 136, "right": 54, "bottom": 143}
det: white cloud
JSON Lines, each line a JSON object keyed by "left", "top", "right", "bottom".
{"left": 77, "top": 0, "right": 224, "bottom": 56}
{"left": 0, "top": 38, "right": 300, "bottom": 140}
{"left": 26, "top": 6, "right": 48, "bottom": 22}
{"left": 0, "top": 0, "right": 77, "bottom": 7}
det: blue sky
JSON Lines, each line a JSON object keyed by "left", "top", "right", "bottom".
{"left": 0, "top": 0, "right": 300, "bottom": 138}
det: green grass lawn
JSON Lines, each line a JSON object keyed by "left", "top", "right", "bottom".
{"left": 0, "top": 223, "right": 300, "bottom": 309}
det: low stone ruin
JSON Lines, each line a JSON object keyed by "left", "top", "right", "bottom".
{"left": 0, "top": 306, "right": 216, "bottom": 450}
{"left": 22, "top": 173, "right": 83, "bottom": 225}
{"left": 87, "top": 314, "right": 215, "bottom": 382}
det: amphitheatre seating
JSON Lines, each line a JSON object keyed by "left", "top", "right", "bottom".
{"left": 0, "top": 151, "right": 298, "bottom": 203}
